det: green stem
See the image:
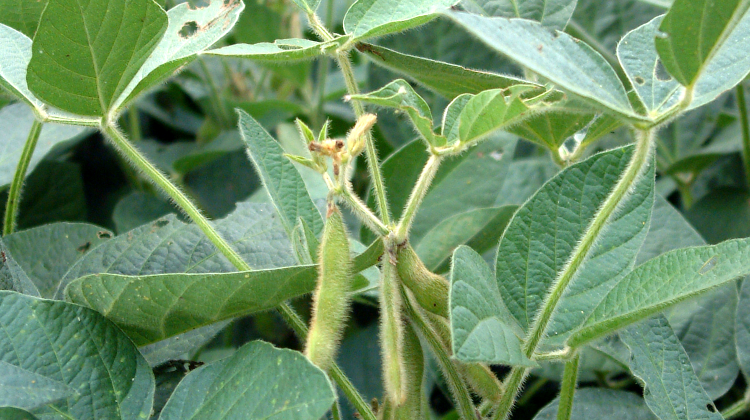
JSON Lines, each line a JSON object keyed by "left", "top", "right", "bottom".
{"left": 3, "top": 119, "right": 43, "bottom": 236}
{"left": 128, "top": 107, "right": 142, "bottom": 142}
{"left": 556, "top": 354, "right": 580, "bottom": 420}
{"left": 401, "top": 285, "right": 476, "bottom": 420}
{"left": 494, "top": 128, "right": 655, "bottom": 420}
{"left": 517, "top": 377, "right": 548, "bottom": 406}
{"left": 338, "top": 186, "right": 390, "bottom": 236}
{"left": 104, "top": 123, "right": 375, "bottom": 420}
{"left": 395, "top": 155, "right": 442, "bottom": 242}
{"left": 722, "top": 388, "right": 750, "bottom": 419}
{"left": 735, "top": 84, "right": 750, "bottom": 190}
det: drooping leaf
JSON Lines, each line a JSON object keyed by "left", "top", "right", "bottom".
{"left": 0, "top": 104, "right": 87, "bottom": 189}
{"left": 0, "top": 0, "right": 47, "bottom": 37}
{"left": 495, "top": 146, "right": 654, "bottom": 349}
{"left": 0, "top": 291, "right": 155, "bottom": 419}
{"left": 0, "top": 24, "right": 43, "bottom": 108}
{"left": 65, "top": 265, "right": 318, "bottom": 345}
{"left": 238, "top": 110, "right": 324, "bottom": 236}
{"left": 0, "top": 361, "right": 72, "bottom": 410}
{"left": 620, "top": 316, "right": 722, "bottom": 420}
{"left": 737, "top": 279, "right": 750, "bottom": 379}
{"left": 568, "top": 237, "right": 750, "bottom": 348}
{"left": 357, "top": 42, "right": 531, "bottom": 99}
{"left": 159, "top": 341, "right": 335, "bottom": 420}
{"left": 114, "top": 0, "right": 245, "bottom": 112}
{"left": 463, "top": 0, "right": 578, "bottom": 30}
{"left": 344, "top": 0, "right": 458, "bottom": 41}
{"left": 533, "top": 388, "right": 656, "bottom": 420}
{"left": 655, "top": 0, "right": 750, "bottom": 109}
{"left": 207, "top": 38, "right": 341, "bottom": 62}
{"left": 26, "top": 0, "right": 168, "bottom": 116}
{"left": 446, "top": 11, "right": 639, "bottom": 119}
{"left": 450, "top": 246, "right": 536, "bottom": 367}
{"left": 617, "top": 16, "right": 683, "bottom": 118}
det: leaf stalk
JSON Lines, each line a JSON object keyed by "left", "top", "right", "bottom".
{"left": 395, "top": 154, "right": 442, "bottom": 242}
{"left": 556, "top": 353, "right": 580, "bottom": 420}
{"left": 3, "top": 119, "right": 43, "bottom": 236}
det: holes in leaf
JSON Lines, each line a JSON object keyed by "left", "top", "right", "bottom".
{"left": 154, "top": 219, "right": 170, "bottom": 228}
{"left": 634, "top": 76, "right": 645, "bottom": 85}
{"left": 77, "top": 242, "right": 92, "bottom": 253}
{"left": 179, "top": 21, "right": 199, "bottom": 38}
{"left": 655, "top": 59, "right": 673, "bottom": 82}
{"left": 707, "top": 403, "right": 717, "bottom": 413}
{"left": 97, "top": 230, "right": 112, "bottom": 239}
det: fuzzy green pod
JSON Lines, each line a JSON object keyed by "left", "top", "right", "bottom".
{"left": 378, "top": 320, "right": 424, "bottom": 420}
{"left": 381, "top": 258, "right": 407, "bottom": 405}
{"left": 305, "top": 206, "right": 352, "bottom": 371}
{"left": 396, "top": 245, "right": 449, "bottom": 318}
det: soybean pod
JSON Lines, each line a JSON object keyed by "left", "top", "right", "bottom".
{"left": 396, "top": 245, "right": 449, "bottom": 318}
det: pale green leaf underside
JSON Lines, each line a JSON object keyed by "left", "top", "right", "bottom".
{"left": 238, "top": 110, "right": 324, "bottom": 236}
{"left": 620, "top": 316, "right": 722, "bottom": 420}
{"left": 65, "top": 265, "right": 318, "bottom": 346}
{"left": 569, "top": 237, "right": 750, "bottom": 347}
{"left": 446, "top": 11, "right": 638, "bottom": 119}
{"left": 344, "top": 0, "right": 458, "bottom": 40}
{"left": 114, "top": 0, "right": 244, "bottom": 112}
{"left": 0, "top": 24, "right": 43, "bottom": 108}
{"left": 207, "top": 38, "right": 338, "bottom": 62}
{"left": 26, "top": 0, "right": 168, "bottom": 116}
{"left": 159, "top": 341, "right": 335, "bottom": 420}
{"left": 0, "top": 361, "right": 73, "bottom": 410}
{"left": 463, "top": 0, "right": 578, "bottom": 30}
{"left": 0, "top": 292, "right": 154, "bottom": 420}
{"left": 450, "top": 246, "right": 536, "bottom": 367}
{"left": 617, "top": 16, "right": 683, "bottom": 117}
{"left": 533, "top": 388, "right": 656, "bottom": 420}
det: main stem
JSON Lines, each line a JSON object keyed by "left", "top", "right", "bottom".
{"left": 395, "top": 155, "right": 442, "bottom": 242}
{"left": 556, "top": 354, "right": 580, "bottom": 420}
{"left": 735, "top": 84, "right": 750, "bottom": 190}
{"left": 494, "top": 128, "right": 655, "bottom": 420}
{"left": 103, "top": 124, "right": 376, "bottom": 420}
{"left": 3, "top": 119, "right": 43, "bottom": 236}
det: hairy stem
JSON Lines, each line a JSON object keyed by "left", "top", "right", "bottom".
{"left": 3, "top": 119, "right": 43, "bottom": 236}
{"left": 721, "top": 388, "right": 750, "bottom": 419}
{"left": 103, "top": 124, "right": 376, "bottom": 420}
{"left": 494, "top": 128, "right": 655, "bottom": 420}
{"left": 556, "top": 354, "right": 580, "bottom": 420}
{"left": 736, "top": 84, "right": 750, "bottom": 190}
{"left": 338, "top": 186, "right": 390, "bottom": 236}
{"left": 395, "top": 155, "right": 442, "bottom": 242}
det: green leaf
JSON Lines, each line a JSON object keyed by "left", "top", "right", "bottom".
{"left": 349, "top": 79, "right": 442, "bottom": 147}
{"left": 57, "top": 202, "right": 297, "bottom": 297}
{"left": 636, "top": 195, "right": 703, "bottom": 264}
{"left": 617, "top": 16, "right": 683, "bottom": 117}
{"left": 113, "top": 0, "right": 244, "bottom": 111}
{"left": 494, "top": 157, "right": 560, "bottom": 207}
{"left": 655, "top": 0, "right": 750, "bottom": 109}
{"left": 357, "top": 42, "right": 531, "bottom": 99}
{"left": 207, "top": 38, "right": 340, "bottom": 62}
{"left": 0, "top": 104, "right": 87, "bottom": 189}
{"left": 737, "top": 279, "right": 750, "bottom": 379}
{"left": 687, "top": 188, "right": 750, "bottom": 244}
{"left": 415, "top": 206, "right": 516, "bottom": 271}
{"left": 112, "top": 192, "right": 176, "bottom": 234}
{"left": 495, "top": 146, "right": 654, "bottom": 349}
{"left": 0, "top": 24, "right": 43, "bottom": 108}
{"left": 0, "top": 408, "right": 39, "bottom": 420}
{"left": 450, "top": 246, "right": 536, "bottom": 367}
{"left": 568, "top": 237, "right": 750, "bottom": 348}
{"left": 26, "top": 0, "right": 168, "bottom": 116}
{"left": 1, "top": 223, "right": 112, "bottom": 298}
{"left": 343, "top": 0, "right": 458, "bottom": 41}
{"left": 139, "top": 322, "right": 230, "bottom": 366}
{"left": 0, "top": 291, "right": 155, "bottom": 419}
{"left": 533, "top": 388, "right": 656, "bottom": 420}
{"left": 445, "top": 11, "right": 639, "bottom": 119}
{"left": 238, "top": 110, "right": 324, "bottom": 236}
{"left": 289, "top": 0, "right": 321, "bottom": 13}
{"left": 0, "top": 238, "right": 38, "bottom": 296}
{"left": 463, "top": 0, "right": 578, "bottom": 30}
{"left": 620, "top": 315, "right": 721, "bottom": 420}
{"left": 0, "top": 0, "right": 47, "bottom": 37}
{"left": 65, "top": 265, "right": 318, "bottom": 346}
{"left": 159, "top": 341, "right": 335, "bottom": 420}
{"left": 0, "top": 361, "right": 72, "bottom": 410}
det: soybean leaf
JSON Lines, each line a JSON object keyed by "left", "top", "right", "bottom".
{"left": 572, "top": 0, "right": 663, "bottom": 52}
{"left": 533, "top": 388, "right": 656, "bottom": 420}
{"left": 568, "top": 237, "right": 750, "bottom": 348}
{"left": 416, "top": 206, "right": 517, "bottom": 271}
{"left": 238, "top": 110, "right": 324, "bottom": 236}
{"left": 0, "top": 291, "right": 155, "bottom": 419}
{"left": 620, "top": 316, "right": 722, "bottom": 420}
{"left": 495, "top": 146, "right": 654, "bottom": 349}
{"left": 450, "top": 246, "right": 536, "bottom": 367}
{"left": 636, "top": 195, "right": 704, "bottom": 264}
{"left": 112, "top": 192, "right": 176, "bottom": 234}
{"left": 289, "top": 0, "right": 321, "bottom": 13}
{"left": 462, "top": 0, "right": 578, "bottom": 30}
{"left": 0, "top": 238, "right": 38, "bottom": 296}
{"left": 687, "top": 188, "right": 750, "bottom": 244}
{"left": 65, "top": 265, "right": 318, "bottom": 345}
{"left": 617, "top": 16, "right": 683, "bottom": 118}
{"left": 26, "top": 0, "right": 168, "bottom": 116}
{"left": 737, "top": 279, "right": 750, "bottom": 379}
{"left": 1, "top": 223, "right": 112, "bottom": 298}
{"left": 207, "top": 38, "right": 340, "bottom": 62}
{"left": 446, "top": 11, "right": 639, "bottom": 119}
{"left": 494, "top": 157, "right": 560, "bottom": 206}
{"left": 357, "top": 43, "right": 530, "bottom": 99}
{"left": 139, "top": 322, "right": 230, "bottom": 367}
{"left": 343, "top": 0, "right": 458, "bottom": 41}
{"left": 507, "top": 111, "right": 610, "bottom": 153}
{"left": 655, "top": 0, "right": 750, "bottom": 109}
{"left": 0, "top": 104, "right": 87, "bottom": 189}
{"left": 57, "top": 202, "right": 296, "bottom": 297}
{"left": 0, "top": 408, "right": 39, "bottom": 420}
{"left": 159, "top": 341, "right": 335, "bottom": 420}
{"left": 114, "top": 0, "right": 245, "bottom": 112}
{"left": 0, "top": 1, "right": 47, "bottom": 37}
{"left": 0, "top": 361, "right": 72, "bottom": 410}
{"left": 0, "top": 24, "right": 43, "bottom": 108}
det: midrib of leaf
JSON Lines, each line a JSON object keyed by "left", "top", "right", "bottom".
{"left": 75, "top": 1, "right": 107, "bottom": 114}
